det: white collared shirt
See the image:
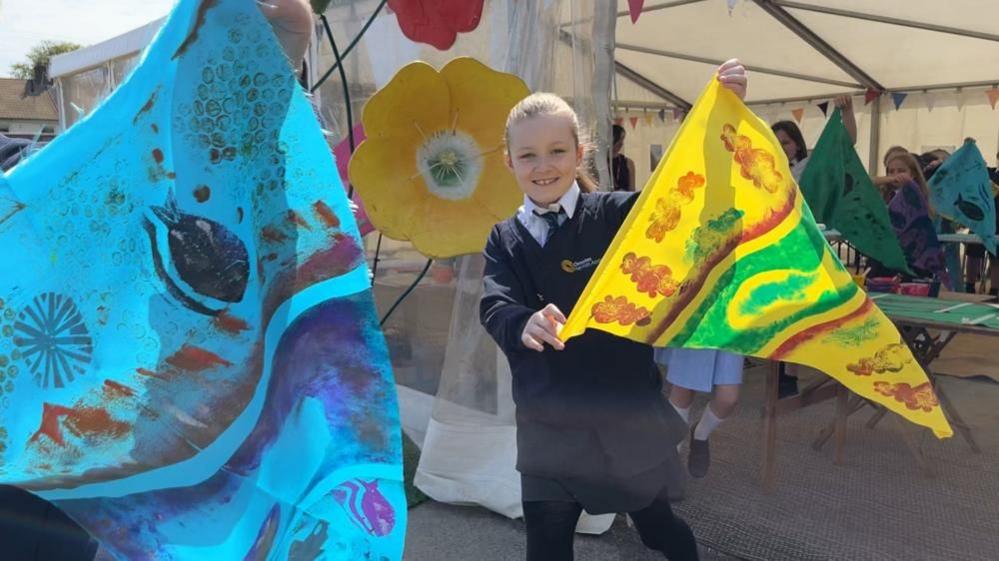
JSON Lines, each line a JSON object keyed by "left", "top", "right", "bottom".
{"left": 515, "top": 182, "right": 581, "bottom": 246}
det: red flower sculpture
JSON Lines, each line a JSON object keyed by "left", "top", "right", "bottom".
{"left": 388, "top": 0, "right": 485, "bottom": 51}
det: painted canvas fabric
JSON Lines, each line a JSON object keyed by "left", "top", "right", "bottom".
{"left": 798, "top": 108, "right": 910, "bottom": 274}
{"left": 928, "top": 139, "right": 997, "bottom": 255}
{"left": 560, "top": 80, "right": 952, "bottom": 439}
{"left": 0, "top": 0, "right": 405, "bottom": 559}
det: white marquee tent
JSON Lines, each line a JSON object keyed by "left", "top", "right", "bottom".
{"left": 612, "top": 0, "right": 999, "bottom": 187}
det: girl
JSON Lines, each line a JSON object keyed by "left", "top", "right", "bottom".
{"left": 772, "top": 95, "right": 857, "bottom": 182}
{"left": 480, "top": 60, "right": 748, "bottom": 561}
{"left": 611, "top": 124, "right": 637, "bottom": 191}
{"left": 870, "top": 152, "right": 950, "bottom": 286}
{"left": 655, "top": 348, "right": 743, "bottom": 478}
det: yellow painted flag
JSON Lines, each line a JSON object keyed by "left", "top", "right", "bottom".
{"left": 561, "top": 79, "right": 952, "bottom": 438}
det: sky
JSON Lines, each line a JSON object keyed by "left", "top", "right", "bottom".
{"left": 0, "top": 0, "right": 175, "bottom": 77}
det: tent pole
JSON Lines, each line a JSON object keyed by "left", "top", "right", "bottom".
{"left": 616, "top": 43, "right": 860, "bottom": 89}
{"left": 752, "top": 0, "right": 884, "bottom": 92}
{"left": 775, "top": 1, "right": 999, "bottom": 43}
{"left": 868, "top": 96, "right": 882, "bottom": 174}
{"left": 614, "top": 61, "right": 692, "bottom": 110}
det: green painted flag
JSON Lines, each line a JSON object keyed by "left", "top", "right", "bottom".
{"left": 799, "top": 108, "right": 911, "bottom": 273}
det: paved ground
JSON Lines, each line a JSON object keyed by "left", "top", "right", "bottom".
{"left": 404, "top": 500, "right": 740, "bottom": 561}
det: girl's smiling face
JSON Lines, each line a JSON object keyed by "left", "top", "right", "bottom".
{"left": 505, "top": 113, "right": 584, "bottom": 206}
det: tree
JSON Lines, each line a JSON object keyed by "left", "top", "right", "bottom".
{"left": 10, "top": 41, "right": 82, "bottom": 80}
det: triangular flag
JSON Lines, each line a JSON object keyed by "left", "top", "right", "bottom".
{"left": 644, "top": 112, "right": 655, "bottom": 126}
{"left": 864, "top": 88, "right": 880, "bottom": 105}
{"left": 892, "top": 92, "right": 908, "bottom": 110}
{"left": 924, "top": 91, "right": 937, "bottom": 112}
{"left": 727, "top": 0, "right": 739, "bottom": 14}
{"left": 658, "top": 108, "right": 666, "bottom": 123}
{"left": 799, "top": 107, "right": 911, "bottom": 274}
{"left": 629, "top": 116, "right": 639, "bottom": 129}
{"left": 986, "top": 87, "right": 999, "bottom": 109}
{"left": 628, "top": 0, "right": 645, "bottom": 23}
{"left": 928, "top": 139, "right": 998, "bottom": 255}
{"left": 614, "top": 116, "right": 624, "bottom": 126}
{"left": 559, "top": 79, "right": 952, "bottom": 439}
{"left": 672, "top": 108, "right": 684, "bottom": 120}
{"left": 791, "top": 107, "right": 804, "bottom": 123}
{"left": 817, "top": 101, "right": 829, "bottom": 116}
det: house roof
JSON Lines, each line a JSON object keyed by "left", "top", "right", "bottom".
{"left": 0, "top": 78, "right": 58, "bottom": 121}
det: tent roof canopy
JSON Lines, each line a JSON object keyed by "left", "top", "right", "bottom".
{"left": 614, "top": 0, "right": 999, "bottom": 108}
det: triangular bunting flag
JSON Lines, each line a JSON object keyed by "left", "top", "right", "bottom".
{"left": 672, "top": 108, "right": 684, "bottom": 121}
{"left": 727, "top": 0, "right": 739, "bottom": 14}
{"left": 644, "top": 112, "right": 655, "bottom": 126}
{"left": 629, "top": 116, "right": 639, "bottom": 129}
{"left": 892, "top": 92, "right": 908, "bottom": 110}
{"left": 924, "top": 91, "right": 937, "bottom": 112}
{"left": 864, "top": 88, "right": 880, "bottom": 105}
{"left": 658, "top": 108, "right": 666, "bottom": 123}
{"left": 799, "top": 107, "right": 911, "bottom": 273}
{"left": 986, "top": 87, "right": 999, "bottom": 109}
{"left": 628, "top": 0, "right": 645, "bottom": 23}
{"left": 791, "top": 107, "right": 804, "bottom": 123}
{"left": 928, "top": 139, "right": 998, "bottom": 255}
{"left": 817, "top": 101, "right": 829, "bottom": 116}
{"left": 560, "top": 78, "right": 952, "bottom": 439}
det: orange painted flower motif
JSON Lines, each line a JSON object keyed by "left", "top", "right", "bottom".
{"left": 645, "top": 172, "right": 705, "bottom": 242}
{"left": 591, "top": 295, "right": 652, "bottom": 326}
{"left": 846, "top": 343, "right": 911, "bottom": 376}
{"left": 620, "top": 252, "right": 680, "bottom": 298}
{"left": 720, "top": 124, "right": 783, "bottom": 193}
{"left": 873, "top": 381, "right": 939, "bottom": 412}
{"left": 675, "top": 171, "right": 705, "bottom": 201}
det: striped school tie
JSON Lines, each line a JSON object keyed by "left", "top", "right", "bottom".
{"left": 533, "top": 207, "right": 565, "bottom": 245}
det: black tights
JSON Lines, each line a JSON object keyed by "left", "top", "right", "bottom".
{"left": 523, "top": 499, "right": 698, "bottom": 561}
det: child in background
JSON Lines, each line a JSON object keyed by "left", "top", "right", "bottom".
{"left": 656, "top": 349, "right": 743, "bottom": 478}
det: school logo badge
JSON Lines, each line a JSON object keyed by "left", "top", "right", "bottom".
{"left": 561, "top": 257, "right": 599, "bottom": 273}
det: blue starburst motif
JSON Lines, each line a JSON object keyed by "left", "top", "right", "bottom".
{"left": 13, "top": 293, "right": 93, "bottom": 389}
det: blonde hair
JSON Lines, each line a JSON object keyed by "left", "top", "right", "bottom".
{"left": 505, "top": 92, "right": 597, "bottom": 192}
{"left": 886, "top": 152, "right": 936, "bottom": 218}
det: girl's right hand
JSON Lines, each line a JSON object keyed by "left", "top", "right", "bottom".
{"left": 521, "top": 304, "right": 567, "bottom": 352}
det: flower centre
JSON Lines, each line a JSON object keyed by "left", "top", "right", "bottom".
{"left": 416, "top": 130, "right": 483, "bottom": 201}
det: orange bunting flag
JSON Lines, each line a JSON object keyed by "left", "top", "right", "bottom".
{"left": 986, "top": 87, "right": 999, "bottom": 110}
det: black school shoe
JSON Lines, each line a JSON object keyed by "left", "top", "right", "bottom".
{"left": 777, "top": 367, "right": 799, "bottom": 399}
{"left": 688, "top": 425, "right": 710, "bottom": 478}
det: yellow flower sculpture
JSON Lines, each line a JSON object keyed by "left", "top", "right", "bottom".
{"left": 349, "top": 58, "right": 530, "bottom": 259}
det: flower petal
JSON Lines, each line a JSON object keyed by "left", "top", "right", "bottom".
{"left": 362, "top": 61, "right": 451, "bottom": 143}
{"left": 387, "top": 0, "right": 483, "bottom": 51}
{"left": 440, "top": 58, "right": 530, "bottom": 150}
{"left": 348, "top": 137, "right": 425, "bottom": 241}
{"left": 472, "top": 149, "right": 521, "bottom": 221}
{"left": 407, "top": 197, "right": 495, "bottom": 259}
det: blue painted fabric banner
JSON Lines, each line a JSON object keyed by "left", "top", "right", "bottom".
{"left": 0, "top": 1, "right": 405, "bottom": 559}
{"left": 929, "top": 140, "right": 998, "bottom": 255}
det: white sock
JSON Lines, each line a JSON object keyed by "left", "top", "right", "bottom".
{"left": 693, "top": 405, "right": 725, "bottom": 441}
{"left": 670, "top": 401, "right": 691, "bottom": 424}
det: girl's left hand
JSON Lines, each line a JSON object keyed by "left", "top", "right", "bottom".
{"left": 717, "top": 59, "right": 748, "bottom": 100}
{"left": 258, "top": 0, "right": 313, "bottom": 66}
